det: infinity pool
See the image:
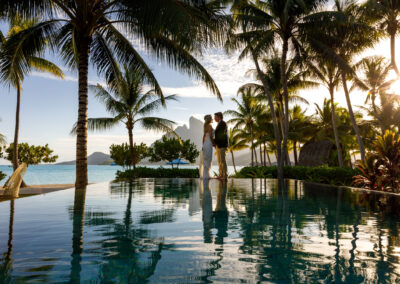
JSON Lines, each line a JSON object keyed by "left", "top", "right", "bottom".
{"left": 1, "top": 179, "right": 400, "bottom": 283}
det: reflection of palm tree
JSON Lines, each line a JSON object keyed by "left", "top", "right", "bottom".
{"left": 70, "top": 188, "right": 86, "bottom": 283}
{"left": 0, "top": 200, "right": 14, "bottom": 282}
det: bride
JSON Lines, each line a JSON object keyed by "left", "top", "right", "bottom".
{"left": 199, "top": 115, "right": 215, "bottom": 179}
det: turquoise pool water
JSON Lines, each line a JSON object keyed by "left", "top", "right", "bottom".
{"left": 0, "top": 165, "right": 240, "bottom": 185}
{"left": 1, "top": 178, "right": 400, "bottom": 283}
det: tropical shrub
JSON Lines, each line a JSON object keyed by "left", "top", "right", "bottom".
{"left": 148, "top": 136, "right": 199, "bottom": 167}
{"left": 5, "top": 143, "right": 58, "bottom": 166}
{"left": 234, "top": 166, "right": 359, "bottom": 186}
{"left": 116, "top": 167, "right": 199, "bottom": 179}
{"left": 110, "top": 143, "right": 148, "bottom": 169}
{"left": 353, "top": 131, "right": 400, "bottom": 192}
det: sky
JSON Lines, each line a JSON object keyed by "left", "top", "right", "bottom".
{"left": 0, "top": 21, "right": 398, "bottom": 164}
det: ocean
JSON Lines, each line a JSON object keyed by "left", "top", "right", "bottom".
{"left": 0, "top": 165, "right": 242, "bottom": 185}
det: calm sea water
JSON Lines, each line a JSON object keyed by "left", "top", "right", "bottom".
{"left": 0, "top": 178, "right": 400, "bottom": 283}
{"left": 0, "top": 165, "right": 241, "bottom": 185}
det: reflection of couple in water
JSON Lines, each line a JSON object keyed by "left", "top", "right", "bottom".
{"left": 200, "top": 179, "right": 228, "bottom": 244}
{"left": 199, "top": 112, "right": 228, "bottom": 180}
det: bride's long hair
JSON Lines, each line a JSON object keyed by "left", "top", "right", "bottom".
{"left": 203, "top": 115, "right": 212, "bottom": 134}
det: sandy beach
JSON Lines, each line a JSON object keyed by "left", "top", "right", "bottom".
{"left": 0, "top": 184, "right": 75, "bottom": 196}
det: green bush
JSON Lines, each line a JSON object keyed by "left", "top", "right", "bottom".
{"left": 234, "top": 166, "right": 360, "bottom": 186}
{"left": 116, "top": 167, "right": 199, "bottom": 179}
{"left": 0, "top": 171, "right": 5, "bottom": 182}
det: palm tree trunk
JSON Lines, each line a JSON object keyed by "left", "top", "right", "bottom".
{"left": 329, "top": 87, "right": 344, "bottom": 167}
{"left": 254, "top": 145, "right": 258, "bottom": 165}
{"left": 281, "top": 39, "right": 291, "bottom": 167}
{"left": 75, "top": 38, "right": 91, "bottom": 190}
{"left": 293, "top": 141, "right": 298, "bottom": 166}
{"left": 250, "top": 48, "right": 283, "bottom": 179}
{"left": 250, "top": 127, "right": 254, "bottom": 167}
{"left": 12, "top": 83, "right": 21, "bottom": 171}
{"left": 127, "top": 123, "right": 137, "bottom": 178}
{"left": 231, "top": 150, "right": 237, "bottom": 174}
{"left": 391, "top": 32, "right": 400, "bottom": 76}
{"left": 341, "top": 72, "right": 365, "bottom": 162}
{"left": 263, "top": 143, "right": 267, "bottom": 166}
{"left": 266, "top": 150, "right": 272, "bottom": 167}
{"left": 259, "top": 145, "right": 263, "bottom": 166}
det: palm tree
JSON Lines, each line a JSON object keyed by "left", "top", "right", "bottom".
{"left": 364, "top": 0, "right": 400, "bottom": 76}
{"left": 351, "top": 56, "right": 395, "bottom": 134}
{"left": 240, "top": 52, "right": 317, "bottom": 165}
{"left": 307, "top": 58, "right": 344, "bottom": 166}
{"left": 288, "top": 105, "right": 313, "bottom": 165}
{"left": 228, "top": 1, "right": 283, "bottom": 178}
{"left": 2, "top": 0, "right": 225, "bottom": 189}
{"left": 313, "top": 98, "right": 357, "bottom": 166}
{"left": 227, "top": 129, "right": 248, "bottom": 173}
{"left": 0, "top": 17, "right": 64, "bottom": 172}
{"left": 303, "top": 0, "right": 379, "bottom": 162}
{"left": 225, "top": 88, "right": 263, "bottom": 167}
{"left": 72, "top": 67, "right": 176, "bottom": 177}
{"left": 0, "top": 118, "right": 6, "bottom": 146}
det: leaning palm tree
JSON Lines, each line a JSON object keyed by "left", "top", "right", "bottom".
{"left": 227, "top": 129, "right": 248, "bottom": 173}
{"left": 351, "top": 56, "right": 395, "bottom": 133}
{"left": 2, "top": 0, "right": 225, "bottom": 189}
{"left": 225, "top": 89, "right": 263, "bottom": 167}
{"left": 364, "top": 0, "right": 400, "bottom": 76}
{"left": 0, "top": 17, "right": 64, "bottom": 172}
{"left": 72, "top": 67, "right": 176, "bottom": 177}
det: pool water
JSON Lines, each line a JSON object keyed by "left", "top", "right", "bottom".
{"left": 0, "top": 178, "right": 400, "bottom": 283}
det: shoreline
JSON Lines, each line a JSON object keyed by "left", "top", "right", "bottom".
{"left": 0, "top": 184, "right": 75, "bottom": 197}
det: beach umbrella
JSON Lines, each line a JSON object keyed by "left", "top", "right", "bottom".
{"left": 166, "top": 159, "right": 189, "bottom": 168}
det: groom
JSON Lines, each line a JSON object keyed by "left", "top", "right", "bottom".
{"left": 214, "top": 112, "right": 228, "bottom": 180}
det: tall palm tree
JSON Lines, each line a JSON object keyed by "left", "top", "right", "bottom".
{"left": 307, "top": 58, "right": 344, "bottom": 166}
{"left": 303, "top": 0, "right": 379, "bottom": 162}
{"left": 364, "top": 0, "right": 400, "bottom": 76}
{"left": 351, "top": 56, "right": 395, "bottom": 133}
{"left": 225, "top": 88, "right": 263, "bottom": 167}
{"left": 227, "top": 128, "right": 248, "bottom": 173}
{"left": 2, "top": 0, "right": 225, "bottom": 189}
{"left": 72, "top": 67, "right": 176, "bottom": 177}
{"left": 0, "top": 118, "right": 6, "bottom": 146}
{"left": 228, "top": 0, "right": 283, "bottom": 178}
{"left": 0, "top": 17, "right": 64, "bottom": 172}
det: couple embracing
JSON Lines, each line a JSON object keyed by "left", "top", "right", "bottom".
{"left": 199, "top": 112, "right": 228, "bottom": 180}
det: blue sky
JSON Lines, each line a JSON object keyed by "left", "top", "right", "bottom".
{"left": 0, "top": 22, "right": 397, "bottom": 163}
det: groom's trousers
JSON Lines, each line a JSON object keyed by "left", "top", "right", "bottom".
{"left": 216, "top": 147, "right": 228, "bottom": 178}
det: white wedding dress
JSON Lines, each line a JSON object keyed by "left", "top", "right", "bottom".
{"left": 199, "top": 131, "right": 214, "bottom": 179}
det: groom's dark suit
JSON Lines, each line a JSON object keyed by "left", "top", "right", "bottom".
{"left": 214, "top": 120, "right": 228, "bottom": 178}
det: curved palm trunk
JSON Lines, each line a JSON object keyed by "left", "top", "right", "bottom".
{"left": 341, "top": 72, "right": 365, "bottom": 162}
{"left": 293, "top": 141, "right": 298, "bottom": 166}
{"left": 12, "top": 83, "right": 21, "bottom": 171}
{"left": 127, "top": 121, "right": 137, "bottom": 177}
{"left": 250, "top": 49, "right": 283, "bottom": 179}
{"left": 281, "top": 39, "right": 291, "bottom": 167}
{"left": 254, "top": 145, "right": 258, "bottom": 165}
{"left": 75, "top": 38, "right": 91, "bottom": 190}
{"left": 329, "top": 87, "right": 344, "bottom": 167}
{"left": 230, "top": 150, "right": 237, "bottom": 174}
{"left": 391, "top": 32, "right": 400, "bottom": 76}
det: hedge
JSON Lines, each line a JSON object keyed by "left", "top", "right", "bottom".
{"left": 233, "top": 166, "right": 360, "bottom": 186}
{"left": 116, "top": 167, "right": 199, "bottom": 179}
